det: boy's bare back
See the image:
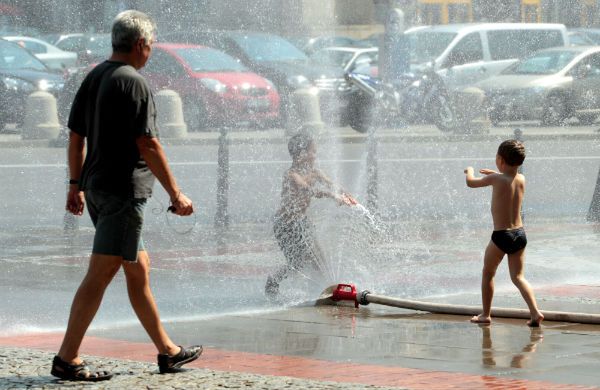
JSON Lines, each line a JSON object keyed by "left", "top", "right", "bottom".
{"left": 489, "top": 172, "right": 525, "bottom": 230}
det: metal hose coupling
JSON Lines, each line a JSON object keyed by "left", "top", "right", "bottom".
{"left": 358, "top": 290, "right": 371, "bottom": 306}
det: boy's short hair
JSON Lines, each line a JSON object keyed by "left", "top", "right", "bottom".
{"left": 497, "top": 139, "right": 526, "bottom": 166}
{"left": 288, "top": 131, "right": 314, "bottom": 158}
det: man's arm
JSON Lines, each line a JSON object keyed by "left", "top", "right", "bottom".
{"left": 66, "top": 131, "right": 85, "bottom": 215}
{"left": 464, "top": 167, "right": 497, "bottom": 188}
{"left": 136, "top": 136, "right": 193, "bottom": 216}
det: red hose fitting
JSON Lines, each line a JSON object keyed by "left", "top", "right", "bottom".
{"left": 331, "top": 283, "right": 359, "bottom": 308}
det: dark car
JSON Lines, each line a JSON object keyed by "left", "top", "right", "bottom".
{"left": 0, "top": 38, "right": 64, "bottom": 129}
{"left": 163, "top": 30, "right": 354, "bottom": 127}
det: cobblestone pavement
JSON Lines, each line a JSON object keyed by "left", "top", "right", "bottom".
{"left": 0, "top": 347, "right": 405, "bottom": 390}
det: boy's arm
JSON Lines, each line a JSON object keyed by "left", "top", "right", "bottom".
{"left": 464, "top": 167, "right": 497, "bottom": 188}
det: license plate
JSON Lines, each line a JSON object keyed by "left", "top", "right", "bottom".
{"left": 246, "top": 98, "right": 270, "bottom": 112}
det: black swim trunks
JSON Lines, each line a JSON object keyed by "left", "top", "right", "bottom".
{"left": 491, "top": 227, "right": 527, "bottom": 254}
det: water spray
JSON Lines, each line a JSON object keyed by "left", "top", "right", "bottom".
{"left": 319, "top": 283, "right": 600, "bottom": 325}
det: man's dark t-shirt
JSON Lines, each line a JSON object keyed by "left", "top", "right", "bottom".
{"left": 69, "top": 60, "right": 158, "bottom": 198}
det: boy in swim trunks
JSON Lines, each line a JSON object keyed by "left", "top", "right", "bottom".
{"left": 464, "top": 140, "right": 544, "bottom": 327}
{"left": 265, "top": 131, "right": 356, "bottom": 297}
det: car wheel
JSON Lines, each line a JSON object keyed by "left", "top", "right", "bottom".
{"left": 576, "top": 113, "right": 598, "bottom": 125}
{"left": 431, "top": 94, "right": 457, "bottom": 133}
{"left": 542, "top": 95, "right": 568, "bottom": 126}
{"left": 183, "top": 100, "right": 208, "bottom": 132}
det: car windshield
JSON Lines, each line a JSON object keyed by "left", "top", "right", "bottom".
{"left": 0, "top": 40, "right": 47, "bottom": 71}
{"left": 232, "top": 34, "right": 308, "bottom": 62}
{"left": 87, "top": 35, "right": 111, "bottom": 52}
{"left": 175, "top": 47, "right": 247, "bottom": 72}
{"left": 407, "top": 31, "right": 457, "bottom": 64}
{"left": 311, "top": 50, "right": 355, "bottom": 68}
{"left": 503, "top": 50, "right": 579, "bottom": 75}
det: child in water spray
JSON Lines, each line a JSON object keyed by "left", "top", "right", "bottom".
{"left": 265, "top": 131, "right": 357, "bottom": 297}
{"left": 464, "top": 139, "right": 544, "bottom": 327}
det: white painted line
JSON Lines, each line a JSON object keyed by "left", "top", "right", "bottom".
{"left": 1, "top": 156, "right": 599, "bottom": 169}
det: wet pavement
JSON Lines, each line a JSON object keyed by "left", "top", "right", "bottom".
{"left": 2, "top": 303, "right": 600, "bottom": 389}
{"left": 1, "top": 123, "right": 600, "bottom": 388}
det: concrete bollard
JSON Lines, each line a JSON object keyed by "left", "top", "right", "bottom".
{"left": 154, "top": 89, "right": 187, "bottom": 139}
{"left": 21, "top": 91, "right": 61, "bottom": 140}
{"left": 289, "top": 88, "right": 324, "bottom": 136}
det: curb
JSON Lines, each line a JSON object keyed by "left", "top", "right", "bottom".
{"left": 0, "top": 127, "right": 598, "bottom": 148}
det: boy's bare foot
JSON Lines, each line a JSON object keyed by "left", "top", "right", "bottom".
{"left": 527, "top": 313, "right": 544, "bottom": 327}
{"left": 470, "top": 314, "right": 491, "bottom": 324}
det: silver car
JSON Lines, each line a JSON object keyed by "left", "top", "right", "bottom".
{"left": 3, "top": 36, "right": 77, "bottom": 71}
{"left": 476, "top": 46, "right": 600, "bottom": 125}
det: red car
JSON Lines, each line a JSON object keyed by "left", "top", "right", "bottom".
{"left": 143, "top": 43, "right": 279, "bottom": 130}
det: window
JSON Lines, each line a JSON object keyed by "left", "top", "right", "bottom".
{"left": 175, "top": 48, "right": 247, "bottom": 72}
{"left": 407, "top": 31, "right": 457, "bottom": 64}
{"left": 488, "top": 30, "right": 564, "bottom": 61}
{"left": 504, "top": 50, "right": 578, "bottom": 75}
{"left": 145, "top": 50, "right": 182, "bottom": 78}
{"left": 573, "top": 54, "right": 600, "bottom": 78}
{"left": 444, "top": 32, "right": 483, "bottom": 67}
{"left": 0, "top": 41, "right": 46, "bottom": 71}
{"left": 19, "top": 40, "right": 47, "bottom": 54}
{"left": 447, "top": 4, "right": 470, "bottom": 23}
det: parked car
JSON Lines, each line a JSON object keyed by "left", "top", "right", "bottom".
{"left": 163, "top": 30, "right": 353, "bottom": 127}
{"left": 142, "top": 43, "right": 279, "bottom": 130}
{"left": 3, "top": 36, "right": 77, "bottom": 71}
{"left": 568, "top": 31, "right": 596, "bottom": 46}
{"left": 404, "top": 23, "right": 569, "bottom": 90}
{"left": 53, "top": 33, "right": 111, "bottom": 66}
{"left": 291, "top": 35, "right": 371, "bottom": 55}
{"left": 475, "top": 46, "right": 600, "bottom": 126}
{"left": 310, "top": 47, "right": 378, "bottom": 76}
{"left": 568, "top": 28, "right": 600, "bottom": 45}
{"left": 0, "top": 38, "right": 65, "bottom": 129}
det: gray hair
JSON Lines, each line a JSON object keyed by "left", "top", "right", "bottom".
{"left": 111, "top": 10, "right": 156, "bottom": 53}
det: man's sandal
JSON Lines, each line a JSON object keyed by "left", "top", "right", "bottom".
{"left": 157, "top": 345, "right": 203, "bottom": 374}
{"left": 51, "top": 355, "right": 113, "bottom": 381}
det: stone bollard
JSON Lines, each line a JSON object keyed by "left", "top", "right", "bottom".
{"left": 21, "top": 91, "right": 61, "bottom": 140}
{"left": 289, "top": 88, "right": 324, "bottom": 136}
{"left": 154, "top": 89, "right": 187, "bottom": 139}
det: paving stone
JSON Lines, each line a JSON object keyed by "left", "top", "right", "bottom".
{"left": 0, "top": 347, "right": 405, "bottom": 389}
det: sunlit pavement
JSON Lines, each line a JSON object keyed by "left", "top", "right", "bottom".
{"left": 1, "top": 302, "right": 600, "bottom": 389}
{"left": 1, "top": 122, "right": 599, "bottom": 388}
{"left": 2, "top": 221, "right": 600, "bottom": 388}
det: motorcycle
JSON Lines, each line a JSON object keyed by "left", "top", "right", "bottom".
{"left": 345, "top": 67, "right": 457, "bottom": 133}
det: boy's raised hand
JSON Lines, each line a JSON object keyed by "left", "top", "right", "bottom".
{"left": 479, "top": 168, "right": 498, "bottom": 175}
{"left": 335, "top": 192, "right": 358, "bottom": 206}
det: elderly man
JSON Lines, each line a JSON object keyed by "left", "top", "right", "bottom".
{"left": 51, "top": 10, "right": 201, "bottom": 381}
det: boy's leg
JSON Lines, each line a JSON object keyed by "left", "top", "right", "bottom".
{"left": 57, "top": 253, "right": 122, "bottom": 364}
{"left": 507, "top": 249, "right": 544, "bottom": 327}
{"left": 471, "top": 241, "right": 504, "bottom": 324}
{"left": 122, "top": 250, "right": 179, "bottom": 356}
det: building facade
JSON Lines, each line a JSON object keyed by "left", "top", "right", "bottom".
{"left": 1, "top": 0, "right": 599, "bottom": 39}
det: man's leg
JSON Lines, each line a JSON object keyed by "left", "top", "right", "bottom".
{"left": 122, "top": 250, "right": 179, "bottom": 356}
{"left": 471, "top": 241, "right": 504, "bottom": 324}
{"left": 57, "top": 253, "right": 122, "bottom": 364}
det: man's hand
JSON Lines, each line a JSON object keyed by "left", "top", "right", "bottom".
{"left": 169, "top": 192, "right": 194, "bottom": 216}
{"left": 66, "top": 186, "right": 85, "bottom": 215}
{"left": 479, "top": 168, "right": 498, "bottom": 175}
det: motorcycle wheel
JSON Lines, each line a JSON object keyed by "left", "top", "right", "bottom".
{"left": 431, "top": 94, "right": 458, "bottom": 133}
{"left": 347, "top": 92, "right": 374, "bottom": 133}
